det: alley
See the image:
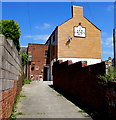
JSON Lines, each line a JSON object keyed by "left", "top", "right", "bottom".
{"left": 15, "top": 81, "right": 92, "bottom": 119}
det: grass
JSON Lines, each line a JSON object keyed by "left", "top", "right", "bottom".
{"left": 79, "top": 110, "right": 86, "bottom": 113}
{"left": 23, "top": 77, "right": 32, "bottom": 84}
{"left": 12, "top": 95, "right": 20, "bottom": 113}
{"left": 10, "top": 114, "right": 16, "bottom": 119}
{"left": 20, "top": 94, "right": 26, "bottom": 98}
{"left": 51, "top": 87, "right": 54, "bottom": 90}
{"left": 57, "top": 93, "right": 63, "bottom": 96}
{"left": 16, "top": 112, "right": 26, "bottom": 115}
{"left": 10, "top": 92, "right": 26, "bottom": 119}
{"left": 10, "top": 77, "right": 30, "bottom": 119}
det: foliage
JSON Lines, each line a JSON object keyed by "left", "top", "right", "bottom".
{"left": 98, "top": 66, "right": 116, "bottom": 85}
{"left": 10, "top": 114, "right": 16, "bottom": 119}
{"left": 15, "top": 112, "right": 26, "bottom": 115}
{"left": 79, "top": 110, "right": 86, "bottom": 113}
{"left": 1, "top": 20, "right": 21, "bottom": 51}
{"left": 20, "top": 52, "right": 28, "bottom": 66}
{"left": 23, "top": 77, "right": 32, "bottom": 84}
{"left": 57, "top": 93, "right": 63, "bottom": 96}
{"left": 10, "top": 92, "right": 26, "bottom": 119}
{"left": 20, "top": 94, "right": 26, "bottom": 98}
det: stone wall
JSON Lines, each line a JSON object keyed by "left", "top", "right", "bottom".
{"left": 0, "top": 35, "right": 24, "bottom": 119}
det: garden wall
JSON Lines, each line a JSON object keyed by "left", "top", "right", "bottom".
{"left": 53, "top": 60, "right": 116, "bottom": 119}
{"left": 0, "top": 35, "right": 24, "bottom": 119}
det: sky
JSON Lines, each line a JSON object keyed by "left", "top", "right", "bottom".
{"left": 2, "top": 2, "right": 114, "bottom": 61}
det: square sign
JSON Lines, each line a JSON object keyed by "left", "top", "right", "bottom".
{"left": 74, "top": 25, "right": 86, "bottom": 37}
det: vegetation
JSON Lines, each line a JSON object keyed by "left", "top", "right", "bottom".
{"left": 20, "top": 94, "right": 26, "bottom": 98}
{"left": 10, "top": 113, "right": 16, "bottom": 119}
{"left": 23, "top": 77, "right": 32, "bottom": 84}
{"left": 20, "top": 53, "right": 29, "bottom": 66}
{"left": 10, "top": 92, "right": 26, "bottom": 119}
{"left": 15, "top": 112, "right": 26, "bottom": 115}
{"left": 57, "top": 93, "right": 63, "bottom": 96}
{"left": 79, "top": 110, "right": 86, "bottom": 113}
{"left": 0, "top": 20, "right": 21, "bottom": 51}
{"left": 98, "top": 66, "right": 116, "bottom": 86}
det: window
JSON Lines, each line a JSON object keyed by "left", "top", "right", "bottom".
{"left": 52, "top": 34, "right": 55, "bottom": 42}
{"left": 41, "top": 69, "right": 43, "bottom": 73}
{"left": 35, "top": 66, "right": 39, "bottom": 70}
{"left": 45, "top": 50, "right": 48, "bottom": 58}
{"left": 45, "top": 50, "right": 48, "bottom": 56}
{"left": 28, "top": 55, "right": 32, "bottom": 61}
{"left": 31, "top": 66, "right": 34, "bottom": 71}
{"left": 52, "top": 46, "right": 55, "bottom": 56}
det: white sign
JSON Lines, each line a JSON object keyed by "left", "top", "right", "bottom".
{"left": 74, "top": 25, "right": 86, "bottom": 37}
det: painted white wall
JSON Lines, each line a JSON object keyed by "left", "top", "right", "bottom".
{"left": 58, "top": 58, "right": 101, "bottom": 65}
{"left": 48, "top": 58, "right": 101, "bottom": 81}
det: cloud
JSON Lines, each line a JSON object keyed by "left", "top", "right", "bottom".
{"left": 102, "top": 51, "right": 113, "bottom": 55}
{"left": 35, "top": 23, "right": 51, "bottom": 30}
{"left": 102, "top": 36, "right": 113, "bottom": 47}
{"left": 24, "top": 34, "right": 50, "bottom": 43}
{"left": 107, "top": 5, "right": 114, "bottom": 11}
{"left": 101, "top": 32, "right": 108, "bottom": 37}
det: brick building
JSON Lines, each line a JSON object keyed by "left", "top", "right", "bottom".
{"left": 27, "top": 5, "right": 102, "bottom": 81}
{"left": 45, "top": 5, "right": 102, "bottom": 80}
{"left": 27, "top": 44, "right": 48, "bottom": 80}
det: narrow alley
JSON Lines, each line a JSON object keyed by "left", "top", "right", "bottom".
{"left": 15, "top": 81, "right": 92, "bottom": 119}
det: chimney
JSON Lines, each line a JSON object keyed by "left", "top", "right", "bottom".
{"left": 72, "top": 5, "right": 83, "bottom": 18}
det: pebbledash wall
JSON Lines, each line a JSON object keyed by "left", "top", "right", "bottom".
{"left": 0, "top": 35, "right": 24, "bottom": 119}
{"left": 53, "top": 60, "right": 116, "bottom": 120}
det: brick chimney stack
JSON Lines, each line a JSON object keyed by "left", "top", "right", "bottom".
{"left": 72, "top": 5, "right": 83, "bottom": 17}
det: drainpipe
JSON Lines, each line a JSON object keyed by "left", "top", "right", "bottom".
{"left": 113, "top": 29, "right": 116, "bottom": 67}
{"left": 114, "top": 2, "right": 116, "bottom": 67}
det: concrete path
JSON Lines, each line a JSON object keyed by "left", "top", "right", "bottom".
{"left": 15, "top": 81, "right": 92, "bottom": 119}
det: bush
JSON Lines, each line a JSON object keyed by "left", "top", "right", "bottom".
{"left": 20, "top": 53, "right": 28, "bottom": 66}
{"left": 98, "top": 66, "right": 116, "bottom": 85}
{"left": 0, "top": 20, "right": 21, "bottom": 51}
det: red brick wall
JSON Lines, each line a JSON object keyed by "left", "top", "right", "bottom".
{"left": 105, "top": 82, "right": 116, "bottom": 120}
{"left": 53, "top": 60, "right": 116, "bottom": 119}
{"left": 53, "top": 61, "right": 106, "bottom": 110}
{"left": 28, "top": 44, "right": 48, "bottom": 80}
{"left": 0, "top": 74, "right": 24, "bottom": 119}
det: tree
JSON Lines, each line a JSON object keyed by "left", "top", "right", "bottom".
{"left": 20, "top": 52, "right": 29, "bottom": 66}
{"left": 0, "top": 20, "right": 21, "bottom": 51}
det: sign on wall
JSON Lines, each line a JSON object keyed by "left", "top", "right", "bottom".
{"left": 74, "top": 23, "right": 86, "bottom": 38}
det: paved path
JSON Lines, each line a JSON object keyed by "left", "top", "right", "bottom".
{"left": 15, "top": 81, "right": 92, "bottom": 119}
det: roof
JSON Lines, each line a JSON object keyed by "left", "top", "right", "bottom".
{"left": 20, "top": 47, "right": 27, "bottom": 53}
{"left": 28, "top": 43, "right": 48, "bottom": 46}
{"left": 45, "top": 5, "right": 101, "bottom": 43}
{"left": 84, "top": 16, "right": 101, "bottom": 31}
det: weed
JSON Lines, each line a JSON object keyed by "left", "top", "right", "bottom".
{"left": 16, "top": 112, "right": 26, "bottom": 115}
{"left": 52, "top": 87, "right": 54, "bottom": 90}
{"left": 57, "top": 93, "right": 63, "bottom": 96}
{"left": 10, "top": 114, "right": 16, "bottom": 119}
{"left": 12, "top": 95, "right": 20, "bottom": 112}
{"left": 10, "top": 92, "right": 26, "bottom": 118}
{"left": 23, "top": 77, "right": 32, "bottom": 84}
{"left": 79, "top": 110, "right": 86, "bottom": 113}
{"left": 20, "top": 94, "right": 26, "bottom": 97}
